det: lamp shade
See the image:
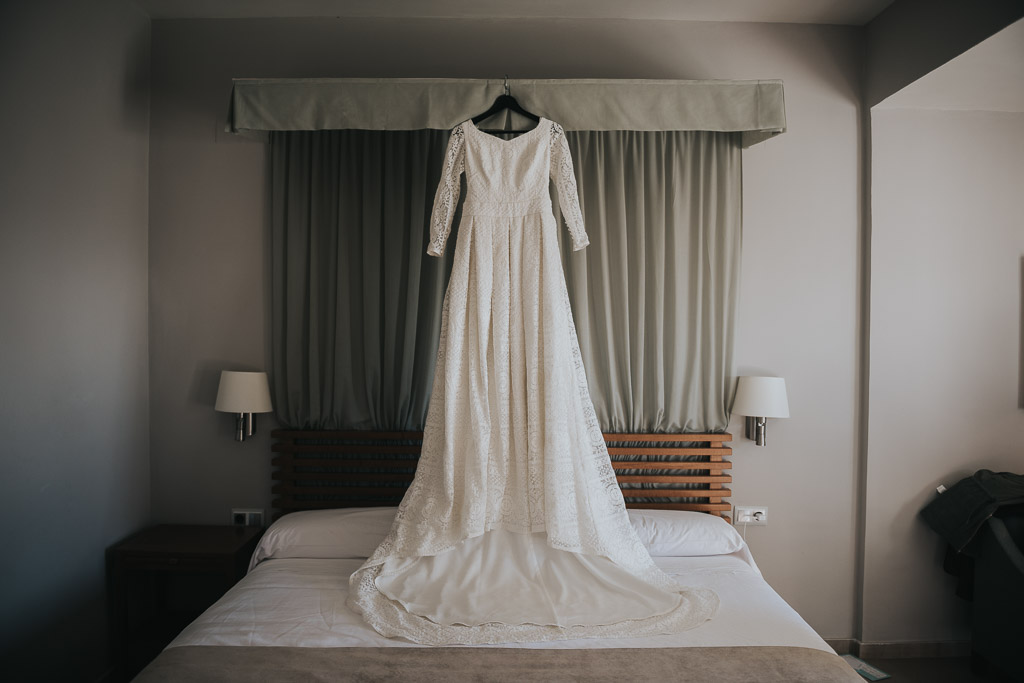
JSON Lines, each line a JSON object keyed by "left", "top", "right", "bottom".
{"left": 732, "top": 376, "right": 789, "bottom": 418}
{"left": 215, "top": 371, "right": 273, "bottom": 413}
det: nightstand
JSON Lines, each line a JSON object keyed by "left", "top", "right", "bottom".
{"left": 106, "top": 524, "right": 263, "bottom": 681}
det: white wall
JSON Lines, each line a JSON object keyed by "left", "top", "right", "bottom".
{"left": 147, "top": 18, "right": 863, "bottom": 639}
{"left": 0, "top": 0, "right": 151, "bottom": 678}
{"left": 866, "top": 108, "right": 1024, "bottom": 643}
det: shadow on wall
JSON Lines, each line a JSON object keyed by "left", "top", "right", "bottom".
{"left": 155, "top": 16, "right": 722, "bottom": 133}
{"left": 0, "top": 589, "right": 109, "bottom": 682}
{"left": 119, "top": 12, "right": 149, "bottom": 133}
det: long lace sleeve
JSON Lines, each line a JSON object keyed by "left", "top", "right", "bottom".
{"left": 427, "top": 125, "right": 466, "bottom": 257}
{"left": 549, "top": 123, "right": 589, "bottom": 251}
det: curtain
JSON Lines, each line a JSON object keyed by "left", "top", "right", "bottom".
{"left": 558, "top": 131, "right": 741, "bottom": 432}
{"left": 271, "top": 129, "right": 740, "bottom": 432}
{"left": 271, "top": 130, "right": 455, "bottom": 429}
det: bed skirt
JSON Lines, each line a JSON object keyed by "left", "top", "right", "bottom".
{"left": 135, "top": 644, "right": 861, "bottom": 682}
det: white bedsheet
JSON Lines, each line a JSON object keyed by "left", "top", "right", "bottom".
{"left": 169, "top": 551, "right": 832, "bottom": 653}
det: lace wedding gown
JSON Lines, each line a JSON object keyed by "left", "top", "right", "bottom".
{"left": 348, "top": 117, "right": 718, "bottom": 645}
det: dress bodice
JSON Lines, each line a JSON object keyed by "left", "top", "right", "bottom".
{"left": 427, "top": 118, "right": 588, "bottom": 257}
{"left": 460, "top": 119, "right": 552, "bottom": 217}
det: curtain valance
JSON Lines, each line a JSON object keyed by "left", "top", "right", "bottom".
{"left": 228, "top": 78, "right": 786, "bottom": 148}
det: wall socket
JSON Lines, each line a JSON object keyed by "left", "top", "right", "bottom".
{"left": 231, "top": 508, "right": 264, "bottom": 527}
{"left": 734, "top": 505, "right": 768, "bottom": 526}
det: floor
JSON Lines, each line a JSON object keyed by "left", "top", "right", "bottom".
{"left": 865, "top": 657, "right": 1014, "bottom": 683}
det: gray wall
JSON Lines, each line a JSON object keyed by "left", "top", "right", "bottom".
{"left": 148, "top": 18, "right": 863, "bottom": 639}
{"left": 0, "top": 0, "right": 151, "bottom": 679}
{"left": 864, "top": 0, "right": 1024, "bottom": 106}
{"left": 866, "top": 108, "right": 1024, "bottom": 642}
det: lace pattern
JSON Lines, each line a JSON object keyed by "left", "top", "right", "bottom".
{"left": 427, "top": 125, "right": 465, "bottom": 257}
{"left": 549, "top": 122, "right": 589, "bottom": 250}
{"left": 351, "top": 117, "right": 717, "bottom": 645}
{"left": 427, "top": 120, "right": 591, "bottom": 256}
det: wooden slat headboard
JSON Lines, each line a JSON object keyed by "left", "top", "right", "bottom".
{"left": 271, "top": 430, "right": 733, "bottom": 522}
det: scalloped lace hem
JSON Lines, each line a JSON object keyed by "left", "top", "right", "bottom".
{"left": 348, "top": 563, "right": 719, "bottom": 645}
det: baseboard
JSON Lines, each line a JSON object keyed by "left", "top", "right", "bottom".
{"left": 824, "top": 639, "right": 971, "bottom": 659}
{"left": 858, "top": 640, "right": 971, "bottom": 659}
{"left": 824, "top": 639, "right": 858, "bottom": 655}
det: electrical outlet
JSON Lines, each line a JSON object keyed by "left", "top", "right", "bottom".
{"left": 734, "top": 505, "right": 768, "bottom": 526}
{"left": 231, "top": 508, "right": 264, "bottom": 527}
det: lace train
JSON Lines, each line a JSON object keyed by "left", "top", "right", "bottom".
{"left": 348, "top": 118, "right": 718, "bottom": 644}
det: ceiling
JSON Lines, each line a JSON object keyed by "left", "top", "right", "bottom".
{"left": 136, "top": 0, "right": 896, "bottom": 25}
{"left": 879, "top": 18, "right": 1024, "bottom": 112}
{"left": 135, "top": 1, "right": 1022, "bottom": 113}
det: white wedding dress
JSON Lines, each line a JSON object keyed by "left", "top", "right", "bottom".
{"left": 348, "top": 118, "right": 718, "bottom": 644}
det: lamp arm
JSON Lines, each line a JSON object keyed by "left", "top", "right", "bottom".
{"left": 744, "top": 416, "right": 768, "bottom": 446}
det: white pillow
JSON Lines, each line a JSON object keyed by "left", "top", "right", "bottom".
{"left": 249, "top": 507, "right": 397, "bottom": 569}
{"left": 627, "top": 509, "right": 745, "bottom": 557}
{"left": 249, "top": 506, "right": 744, "bottom": 570}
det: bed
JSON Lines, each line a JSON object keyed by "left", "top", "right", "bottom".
{"left": 134, "top": 431, "right": 859, "bottom": 682}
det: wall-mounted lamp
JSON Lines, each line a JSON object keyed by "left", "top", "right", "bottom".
{"left": 215, "top": 371, "right": 273, "bottom": 441}
{"left": 732, "top": 376, "right": 789, "bottom": 447}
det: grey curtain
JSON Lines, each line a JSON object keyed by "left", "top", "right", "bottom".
{"left": 271, "top": 129, "right": 740, "bottom": 432}
{"left": 558, "top": 131, "right": 741, "bottom": 432}
{"left": 271, "top": 130, "right": 455, "bottom": 429}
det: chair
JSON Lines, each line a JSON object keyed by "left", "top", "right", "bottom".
{"left": 970, "top": 512, "right": 1024, "bottom": 680}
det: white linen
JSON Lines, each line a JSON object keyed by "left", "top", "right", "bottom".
{"left": 628, "top": 510, "right": 745, "bottom": 557}
{"left": 248, "top": 508, "right": 397, "bottom": 569}
{"left": 250, "top": 508, "right": 747, "bottom": 569}
{"left": 348, "top": 119, "right": 716, "bottom": 644}
{"left": 170, "top": 552, "right": 827, "bottom": 653}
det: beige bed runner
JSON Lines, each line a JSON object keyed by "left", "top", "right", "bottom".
{"left": 136, "top": 645, "right": 861, "bottom": 682}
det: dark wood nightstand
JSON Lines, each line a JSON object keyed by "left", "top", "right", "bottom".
{"left": 106, "top": 524, "right": 263, "bottom": 681}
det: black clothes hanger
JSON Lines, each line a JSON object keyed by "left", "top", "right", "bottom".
{"left": 472, "top": 76, "right": 540, "bottom": 135}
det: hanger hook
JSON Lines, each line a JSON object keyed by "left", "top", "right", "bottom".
{"left": 504, "top": 74, "right": 510, "bottom": 96}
